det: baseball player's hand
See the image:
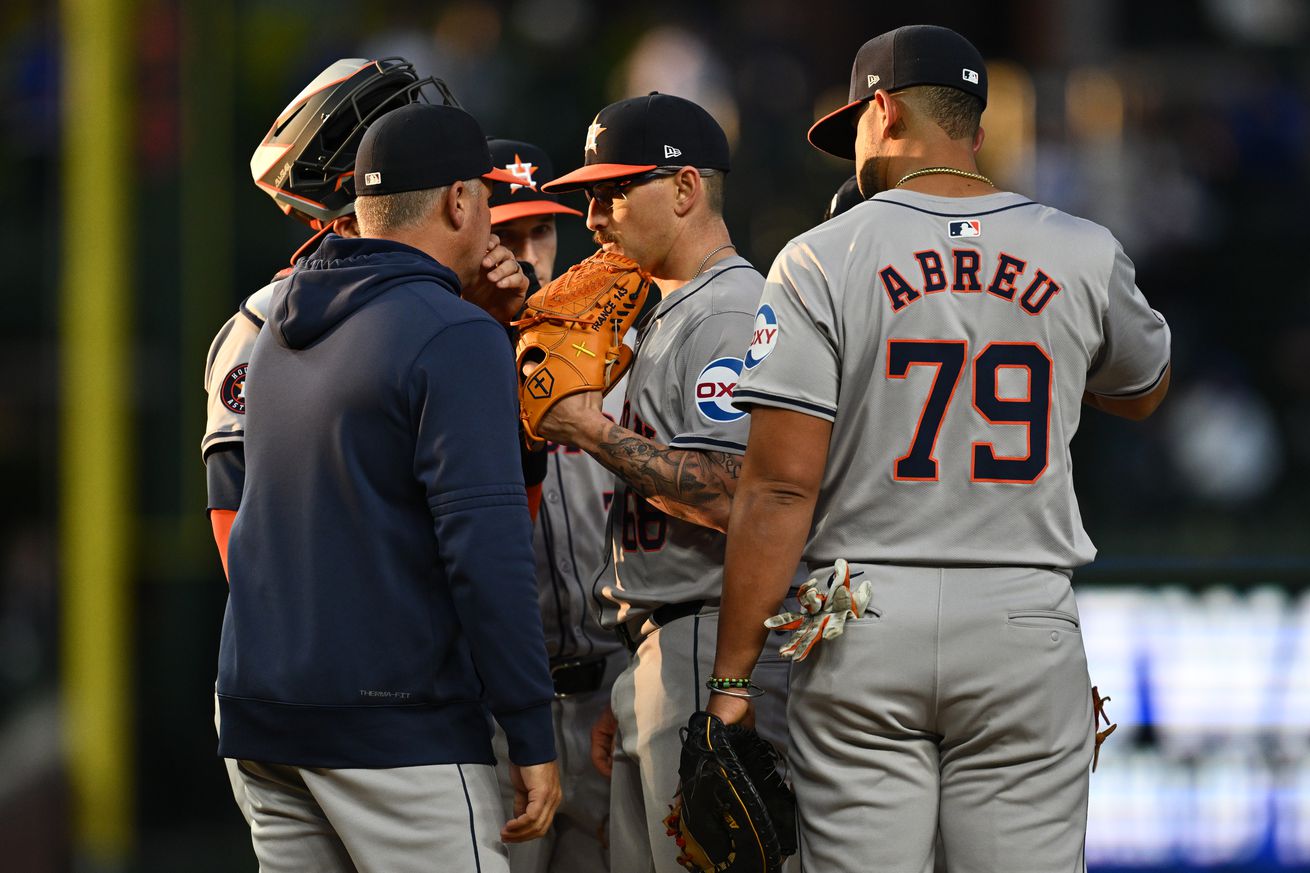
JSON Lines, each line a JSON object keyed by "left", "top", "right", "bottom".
{"left": 705, "top": 692, "right": 754, "bottom": 728}
{"left": 590, "top": 703, "right": 618, "bottom": 777}
{"left": 536, "top": 387, "right": 606, "bottom": 448}
{"left": 463, "top": 235, "right": 529, "bottom": 324}
{"left": 502, "top": 760, "right": 561, "bottom": 843}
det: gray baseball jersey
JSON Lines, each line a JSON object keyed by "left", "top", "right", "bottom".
{"left": 202, "top": 282, "right": 275, "bottom": 459}
{"left": 594, "top": 256, "right": 764, "bottom": 627}
{"left": 535, "top": 368, "right": 629, "bottom": 661}
{"left": 735, "top": 190, "right": 1170, "bottom": 569}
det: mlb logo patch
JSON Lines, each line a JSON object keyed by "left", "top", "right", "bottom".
{"left": 949, "top": 220, "right": 981, "bottom": 238}
{"left": 364, "top": 172, "right": 382, "bottom": 186}
{"left": 962, "top": 68, "right": 980, "bottom": 85}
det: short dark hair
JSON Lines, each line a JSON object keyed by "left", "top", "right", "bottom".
{"left": 701, "top": 171, "right": 725, "bottom": 214}
{"left": 909, "top": 85, "right": 984, "bottom": 140}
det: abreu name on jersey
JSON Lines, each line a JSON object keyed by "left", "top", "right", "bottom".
{"left": 879, "top": 248, "right": 1062, "bottom": 317}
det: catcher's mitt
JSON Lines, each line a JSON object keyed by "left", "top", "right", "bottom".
{"left": 514, "top": 250, "right": 652, "bottom": 449}
{"left": 663, "top": 711, "right": 797, "bottom": 873}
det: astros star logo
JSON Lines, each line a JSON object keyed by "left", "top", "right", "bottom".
{"left": 585, "top": 119, "right": 606, "bottom": 153}
{"left": 505, "top": 154, "right": 538, "bottom": 192}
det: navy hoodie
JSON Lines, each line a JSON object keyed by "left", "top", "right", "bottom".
{"left": 217, "top": 234, "right": 555, "bottom": 769}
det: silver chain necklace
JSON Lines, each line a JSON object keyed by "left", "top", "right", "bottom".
{"left": 692, "top": 243, "right": 736, "bottom": 280}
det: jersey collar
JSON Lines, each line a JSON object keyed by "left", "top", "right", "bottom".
{"left": 869, "top": 188, "right": 1033, "bottom": 215}
{"left": 643, "top": 254, "right": 753, "bottom": 329}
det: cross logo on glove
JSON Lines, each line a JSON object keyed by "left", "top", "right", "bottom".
{"left": 527, "top": 367, "right": 555, "bottom": 400}
{"left": 764, "top": 559, "right": 871, "bottom": 661}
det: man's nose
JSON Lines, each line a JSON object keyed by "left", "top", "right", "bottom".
{"left": 519, "top": 239, "right": 542, "bottom": 270}
{"left": 586, "top": 197, "right": 610, "bottom": 231}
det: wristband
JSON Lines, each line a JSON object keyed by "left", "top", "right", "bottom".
{"left": 705, "top": 677, "right": 765, "bottom": 699}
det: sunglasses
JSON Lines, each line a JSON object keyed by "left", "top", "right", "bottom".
{"left": 582, "top": 167, "right": 680, "bottom": 207}
{"left": 582, "top": 166, "right": 718, "bottom": 207}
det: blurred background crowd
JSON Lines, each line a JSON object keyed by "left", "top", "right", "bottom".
{"left": 1, "top": 0, "right": 1307, "bottom": 870}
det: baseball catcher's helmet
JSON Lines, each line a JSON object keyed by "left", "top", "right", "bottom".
{"left": 250, "top": 57, "right": 459, "bottom": 227}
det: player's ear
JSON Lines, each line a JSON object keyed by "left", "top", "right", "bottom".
{"left": 873, "top": 89, "right": 902, "bottom": 139}
{"left": 444, "top": 181, "right": 468, "bottom": 231}
{"left": 332, "top": 214, "right": 359, "bottom": 238}
{"left": 972, "top": 125, "right": 986, "bottom": 155}
{"left": 672, "top": 166, "right": 699, "bottom": 217}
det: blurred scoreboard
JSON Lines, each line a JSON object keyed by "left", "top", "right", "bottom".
{"left": 1080, "top": 585, "right": 1310, "bottom": 871}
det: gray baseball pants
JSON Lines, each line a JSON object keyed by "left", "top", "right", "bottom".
{"left": 498, "top": 650, "right": 626, "bottom": 873}
{"left": 788, "top": 564, "right": 1094, "bottom": 873}
{"left": 232, "top": 758, "right": 509, "bottom": 873}
{"left": 215, "top": 689, "right": 252, "bottom": 825}
{"left": 609, "top": 606, "right": 798, "bottom": 873}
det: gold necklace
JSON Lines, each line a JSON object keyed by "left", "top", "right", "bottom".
{"left": 894, "top": 166, "right": 993, "bottom": 188}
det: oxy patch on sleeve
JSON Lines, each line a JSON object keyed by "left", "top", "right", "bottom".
{"left": 744, "top": 304, "right": 778, "bottom": 370}
{"left": 694, "top": 357, "right": 746, "bottom": 423}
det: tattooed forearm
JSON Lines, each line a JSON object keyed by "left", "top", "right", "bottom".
{"left": 591, "top": 422, "right": 740, "bottom": 531}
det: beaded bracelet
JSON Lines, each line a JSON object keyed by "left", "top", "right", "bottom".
{"left": 705, "top": 677, "right": 765, "bottom": 699}
{"left": 706, "top": 676, "right": 752, "bottom": 690}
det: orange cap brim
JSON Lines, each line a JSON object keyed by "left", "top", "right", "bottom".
{"left": 490, "top": 200, "right": 584, "bottom": 225}
{"left": 541, "top": 162, "right": 660, "bottom": 193}
{"left": 483, "top": 166, "right": 524, "bottom": 185}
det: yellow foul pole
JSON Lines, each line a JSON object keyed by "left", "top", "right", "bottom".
{"left": 60, "top": 0, "right": 135, "bottom": 864}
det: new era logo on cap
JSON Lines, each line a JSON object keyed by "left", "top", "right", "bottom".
{"left": 364, "top": 172, "right": 381, "bottom": 186}
{"left": 664, "top": 144, "right": 682, "bottom": 159}
{"left": 949, "top": 219, "right": 981, "bottom": 238}
{"left": 962, "top": 68, "right": 980, "bottom": 84}
{"left": 868, "top": 74, "right": 880, "bottom": 87}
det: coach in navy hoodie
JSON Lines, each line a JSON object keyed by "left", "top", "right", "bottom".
{"left": 218, "top": 104, "right": 559, "bottom": 869}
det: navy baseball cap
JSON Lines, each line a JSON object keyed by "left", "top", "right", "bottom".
{"left": 808, "top": 25, "right": 988, "bottom": 160}
{"left": 486, "top": 139, "right": 583, "bottom": 225}
{"left": 355, "top": 103, "right": 518, "bottom": 195}
{"left": 543, "top": 92, "right": 730, "bottom": 193}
